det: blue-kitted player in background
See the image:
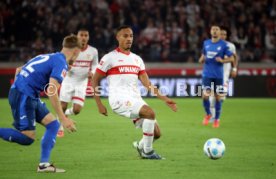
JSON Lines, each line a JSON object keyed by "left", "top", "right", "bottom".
{"left": 0, "top": 34, "right": 81, "bottom": 172}
{"left": 199, "top": 25, "right": 234, "bottom": 128}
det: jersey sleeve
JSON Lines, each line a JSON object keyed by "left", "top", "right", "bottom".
{"left": 91, "top": 49, "right": 99, "bottom": 74}
{"left": 224, "top": 43, "right": 233, "bottom": 57}
{"left": 229, "top": 43, "right": 236, "bottom": 54}
{"left": 95, "top": 55, "right": 110, "bottom": 76}
{"left": 138, "top": 56, "right": 146, "bottom": 75}
{"left": 50, "top": 57, "right": 67, "bottom": 84}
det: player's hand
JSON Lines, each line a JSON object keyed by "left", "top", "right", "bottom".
{"left": 199, "top": 58, "right": 205, "bottom": 64}
{"left": 88, "top": 71, "right": 93, "bottom": 80}
{"left": 165, "top": 99, "right": 177, "bottom": 112}
{"left": 215, "top": 57, "right": 223, "bottom": 63}
{"left": 231, "top": 70, "right": 237, "bottom": 78}
{"left": 98, "top": 104, "right": 108, "bottom": 116}
{"left": 62, "top": 118, "right": 77, "bottom": 133}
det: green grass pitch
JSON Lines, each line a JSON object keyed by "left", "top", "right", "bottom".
{"left": 0, "top": 98, "right": 276, "bottom": 179}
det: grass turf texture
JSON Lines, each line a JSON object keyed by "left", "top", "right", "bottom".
{"left": 0, "top": 98, "right": 275, "bottom": 179}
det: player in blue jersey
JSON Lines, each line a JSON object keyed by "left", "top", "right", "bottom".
{"left": 209, "top": 26, "right": 238, "bottom": 123}
{"left": 0, "top": 35, "right": 81, "bottom": 172}
{"left": 199, "top": 25, "right": 234, "bottom": 128}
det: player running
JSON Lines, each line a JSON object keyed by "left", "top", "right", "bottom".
{"left": 92, "top": 25, "right": 177, "bottom": 159}
{"left": 209, "top": 26, "right": 238, "bottom": 122}
{"left": 0, "top": 35, "right": 79, "bottom": 172}
{"left": 58, "top": 29, "right": 98, "bottom": 137}
{"left": 199, "top": 25, "right": 234, "bottom": 128}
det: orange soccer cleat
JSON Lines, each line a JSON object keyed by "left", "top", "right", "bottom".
{"left": 213, "top": 119, "right": 220, "bottom": 128}
{"left": 202, "top": 114, "right": 212, "bottom": 126}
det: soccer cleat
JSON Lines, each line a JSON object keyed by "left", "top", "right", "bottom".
{"left": 57, "top": 125, "right": 64, "bottom": 138}
{"left": 37, "top": 164, "right": 66, "bottom": 173}
{"left": 141, "top": 150, "right": 164, "bottom": 160}
{"left": 213, "top": 119, "right": 220, "bottom": 128}
{"left": 133, "top": 141, "right": 142, "bottom": 157}
{"left": 202, "top": 114, "right": 212, "bottom": 125}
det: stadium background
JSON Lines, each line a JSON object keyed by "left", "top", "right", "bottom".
{"left": 0, "top": 1, "right": 276, "bottom": 179}
{"left": 1, "top": 0, "right": 276, "bottom": 97}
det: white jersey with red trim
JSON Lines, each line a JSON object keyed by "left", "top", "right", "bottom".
{"left": 96, "top": 48, "right": 146, "bottom": 99}
{"left": 63, "top": 45, "right": 98, "bottom": 84}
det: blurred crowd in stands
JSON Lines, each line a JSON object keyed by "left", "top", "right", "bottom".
{"left": 1, "top": 0, "right": 276, "bottom": 63}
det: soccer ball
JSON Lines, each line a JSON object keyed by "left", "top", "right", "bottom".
{"left": 203, "top": 138, "right": 225, "bottom": 160}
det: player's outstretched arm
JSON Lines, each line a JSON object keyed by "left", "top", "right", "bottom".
{"left": 92, "top": 72, "right": 108, "bottom": 116}
{"left": 139, "top": 72, "right": 177, "bottom": 112}
{"left": 47, "top": 78, "right": 76, "bottom": 132}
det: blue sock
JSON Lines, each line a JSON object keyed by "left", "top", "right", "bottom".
{"left": 203, "top": 98, "right": 211, "bottom": 115}
{"left": 215, "top": 100, "right": 223, "bottom": 120}
{"left": 0, "top": 128, "right": 34, "bottom": 145}
{"left": 40, "top": 120, "right": 60, "bottom": 163}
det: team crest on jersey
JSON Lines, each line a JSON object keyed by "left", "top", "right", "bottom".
{"left": 118, "top": 59, "right": 124, "bottom": 62}
{"left": 61, "top": 69, "right": 67, "bottom": 78}
{"left": 217, "top": 46, "right": 221, "bottom": 50}
{"left": 99, "top": 60, "right": 104, "bottom": 66}
{"left": 125, "top": 100, "right": 132, "bottom": 107}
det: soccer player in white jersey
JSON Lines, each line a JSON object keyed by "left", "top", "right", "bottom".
{"left": 209, "top": 26, "right": 238, "bottom": 122}
{"left": 58, "top": 28, "right": 98, "bottom": 137}
{"left": 92, "top": 25, "right": 177, "bottom": 159}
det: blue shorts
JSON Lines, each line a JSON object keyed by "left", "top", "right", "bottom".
{"left": 8, "top": 88, "right": 49, "bottom": 131}
{"left": 202, "top": 77, "right": 224, "bottom": 92}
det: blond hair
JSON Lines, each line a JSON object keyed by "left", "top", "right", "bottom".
{"left": 62, "top": 34, "right": 81, "bottom": 49}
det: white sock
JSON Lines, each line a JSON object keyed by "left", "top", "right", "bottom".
{"left": 138, "top": 138, "right": 144, "bottom": 150}
{"left": 59, "top": 124, "right": 64, "bottom": 131}
{"left": 209, "top": 96, "right": 216, "bottom": 118}
{"left": 39, "top": 162, "right": 50, "bottom": 167}
{"left": 65, "top": 108, "right": 75, "bottom": 116}
{"left": 142, "top": 119, "right": 155, "bottom": 153}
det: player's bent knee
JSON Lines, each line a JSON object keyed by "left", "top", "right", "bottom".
{"left": 139, "top": 105, "right": 156, "bottom": 119}
{"left": 20, "top": 132, "right": 35, "bottom": 145}
{"left": 22, "top": 137, "right": 34, "bottom": 146}
{"left": 154, "top": 132, "right": 161, "bottom": 140}
{"left": 73, "top": 104, "right": 82, "bottom": 115}
{"left": 73, "top": 108, "right": 81, "bottom": 115}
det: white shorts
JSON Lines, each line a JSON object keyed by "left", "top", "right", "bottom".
{"left": 109, "top": 96, "right": 147, "bottom": 119}
{"left": 59, "top": 82, "right": 87, "bottom": 106}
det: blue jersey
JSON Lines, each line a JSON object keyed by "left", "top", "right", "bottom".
{"left": 202, "top": 39, "right": 233, "bottom": 79}
{"left": 13, "top": 52, "right": 68, "bottom": 98}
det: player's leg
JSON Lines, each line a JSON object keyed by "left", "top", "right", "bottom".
{"left": 0, "top": 88, "right": 35, "bottom": 145}
{"left": 61, "top": 101, "right": 68, "bottom": 113}
{"left": 71, "top": 102, "right": 83, "bottom": 115}
{"left": 212, "top": 78, "right": 224, "bottom": 128}
{"left": 65, "top": 84, "right": 86, "bottom": 116}
{"left": 136, "top": 105, "right": 163, "bottom": 159}
{"left": 209, "top": 95, "right": 216, "bottom": 122}
{"left": 222, "top": 63, "right": 231, "bottom": 101}
{"left": 133, "top": 119, "right": 161, "bottom": 150}
{"left": 202, "top": 77, "right": 212, "bottom": 125}
{"left": 59, "top": 82, "right": 74, "bottom": 115}
{"left": 36, "top": 100, "right": 65, "bottom": 173}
